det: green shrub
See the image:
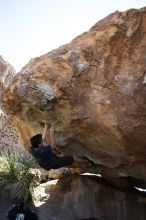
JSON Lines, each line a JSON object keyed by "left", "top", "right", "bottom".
{"left": 0, "top": 152, "right": 37, "bottom": 203}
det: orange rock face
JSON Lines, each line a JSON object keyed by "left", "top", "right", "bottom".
{"left": 2, "top": 8, "right": 146, "bottom": 183}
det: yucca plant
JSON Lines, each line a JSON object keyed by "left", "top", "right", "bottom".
{"left": 0, "top": 151, "right": 37, "bottom": 203}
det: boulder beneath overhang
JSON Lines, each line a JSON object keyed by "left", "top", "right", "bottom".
{"left": 36, "top": 175, "right": 146, "bottom": 220}
{"left": 2, "top": 8, "right": 146, "bottom": 185}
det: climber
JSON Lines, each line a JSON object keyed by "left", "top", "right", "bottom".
{"left": 29, "top": 122, "right": 90, "bottom": 171}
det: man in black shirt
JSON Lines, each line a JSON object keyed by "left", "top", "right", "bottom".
{"left": 30, "top": 123, "right": 74, "bottom": 171}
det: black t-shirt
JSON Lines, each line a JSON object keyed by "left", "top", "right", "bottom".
{"left": 30, "top": 145, "right": 58, "bottom": 170}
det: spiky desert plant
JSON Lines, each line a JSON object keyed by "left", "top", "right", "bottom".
{"left": 0, "top": 151, "right": 37, "bottom": 203}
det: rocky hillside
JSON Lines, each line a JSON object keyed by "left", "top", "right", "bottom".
{"left": 0, "top": 55, "right": 15, "bottom": 91}
{"left": 0, "top": 56, "right": 23, "bottom": 154}
{"left": 2, "top": 7, "right": 146, "bottom": 189}
{"left": 0, "top": 113, "right": 23, "bottom": 154}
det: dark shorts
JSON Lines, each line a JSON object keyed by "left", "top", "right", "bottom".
{"left": 52, "top": 156, "right": 74, "bottom": 169}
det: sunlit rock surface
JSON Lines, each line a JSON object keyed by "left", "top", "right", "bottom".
{"left": 0, "top": 55, "right": 15, "bottom": 89}
{"left": 0, "top": 56, "right": 23, "bottom": 154}
{"left": 2, "top": 8, "right": 146, "bottom": 186}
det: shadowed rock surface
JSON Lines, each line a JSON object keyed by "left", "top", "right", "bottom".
{"left": 1, "top": 176, "right": 146, "bottom": 220}
{"left": 0, "top": 191, "right": 14, "bottom": 220}
{"left": 2, "top": 8, "right": 146, "bottom": 187}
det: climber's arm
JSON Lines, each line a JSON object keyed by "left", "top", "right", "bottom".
{"left": 42, "top": 122, "right": 47, "bottom": 141}
{"left": 53, "top": 148, "right": 62, "bottom": 156}
{"left": 50, "top": 127, "right": 63, "bottom": 155}
{"left": 49, "top": 127, "right": 56, "bottom": 149}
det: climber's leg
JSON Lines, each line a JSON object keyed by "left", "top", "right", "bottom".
{"left": 52, "top": 156, "right": 74, "bottom": 169}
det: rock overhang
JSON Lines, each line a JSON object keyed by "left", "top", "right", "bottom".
{"left": 2, "top": 7, "right": 146, "bottom": 187}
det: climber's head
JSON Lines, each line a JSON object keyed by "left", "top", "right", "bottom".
{"left": 30, "top": 134, "right": 42, "bottom": 149}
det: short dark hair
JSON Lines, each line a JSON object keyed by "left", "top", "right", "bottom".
{"left": 30, "top": 134, "right": 42, "bottom": 148}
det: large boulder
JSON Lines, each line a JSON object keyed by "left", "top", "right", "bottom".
{"left": 36, "top": 175, "right": 146, "bottom": 220}
{"left": 2, "top": 8, "right": 146, "bottom": 184}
